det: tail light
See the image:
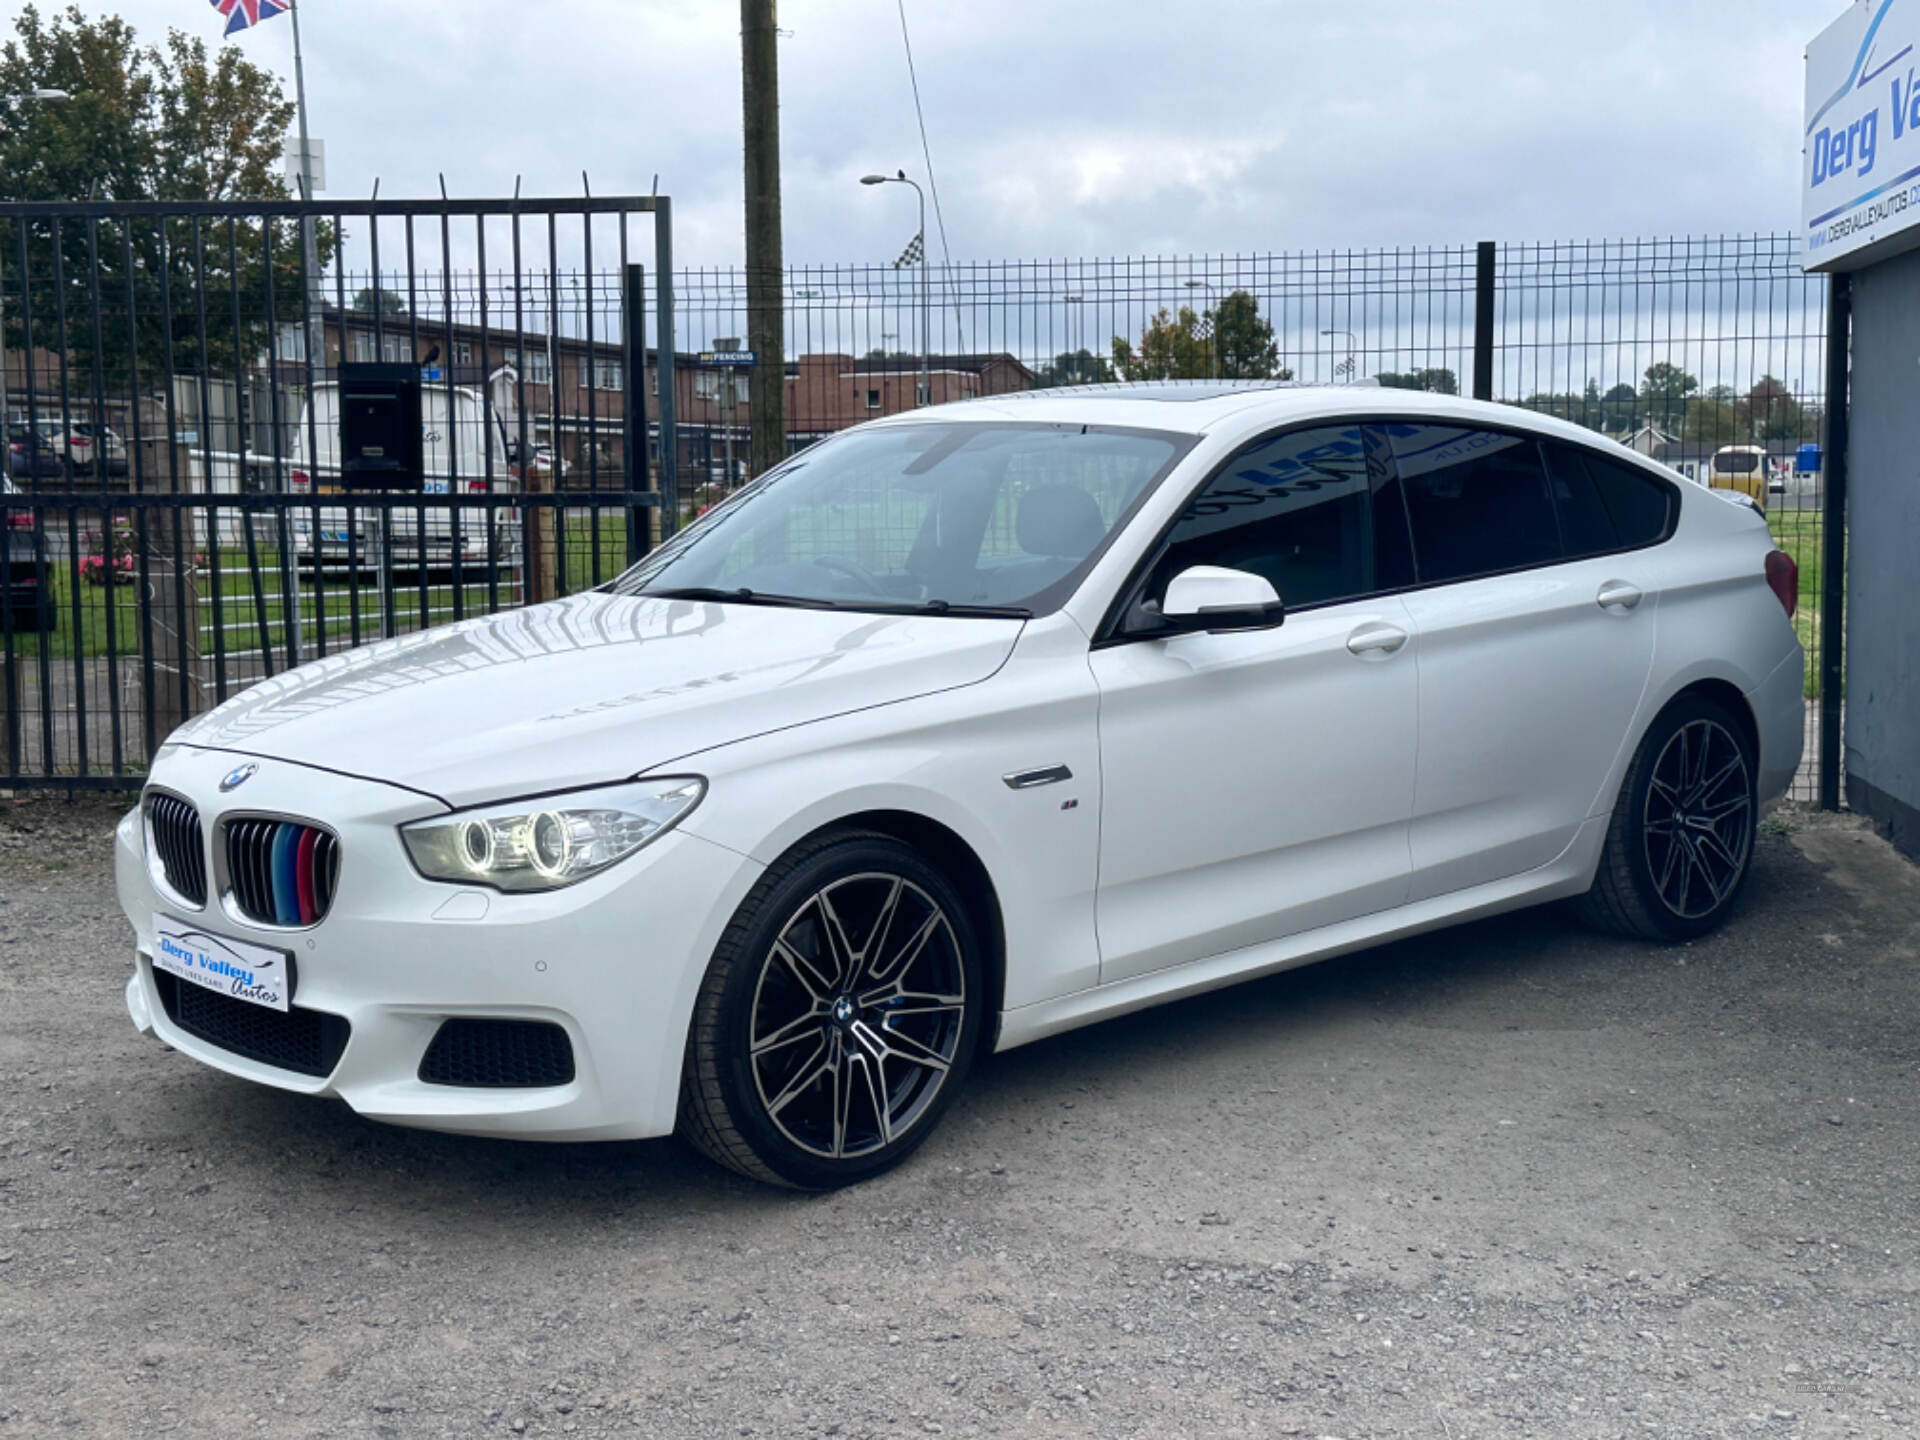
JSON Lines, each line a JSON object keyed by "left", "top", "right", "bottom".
{"left": 1765, "top": 548, "right": 1798, "bottom": 619}
{"left": 289, "top": 469, "right": 311, "bottom": 494}
{"left": 463, "top": 480, "right": 489, "bottom": 494}
{"left": 5, "top": 513, "right": 31, "bottom": 532}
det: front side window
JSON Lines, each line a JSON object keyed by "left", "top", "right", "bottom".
{"left": 614, "top": 423, "right": 1187, "bottom": 615}
{"left": 1139, "top": 425, "right": 1411, "bottom": 616}
{"left": 1389, "top": 424, "right": 1560, "bottom": 583}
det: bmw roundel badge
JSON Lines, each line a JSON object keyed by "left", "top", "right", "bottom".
{"left": 219, "top": 762, "right": 258, "bottom": 793}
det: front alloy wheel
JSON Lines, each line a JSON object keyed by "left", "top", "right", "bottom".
{"left": 680, "top": 831, "right": 983, "bottom": 1189}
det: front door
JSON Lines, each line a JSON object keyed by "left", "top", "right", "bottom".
{"left": 1091, "top": 423, "right": 1420, "bottom": 983}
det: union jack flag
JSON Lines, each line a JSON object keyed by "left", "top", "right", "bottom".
{"left": 211, "top": 0, "right": 290, "bottom": 36}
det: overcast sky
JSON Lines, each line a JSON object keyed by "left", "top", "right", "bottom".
{"left": 53, "top": 0, "right": 1839, "bottom": 268}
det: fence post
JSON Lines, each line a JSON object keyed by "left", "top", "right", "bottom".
{"left": 622, "top": 261, "right": 650, "bottom": 563}
{"left": 1818, "top": 272, "right": 1851, "bottom": 812}
{"left": 654, "top": 201, "right": 679, "bottom": 538}
{"left": 141, "top": 435, "right": 200, "bottom": 744}
{"left": 1472, "top": 241, "right": 1496, "bottom": 402}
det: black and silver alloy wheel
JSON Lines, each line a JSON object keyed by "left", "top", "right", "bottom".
{"left": 1642, "top": 717, "right": 1752, "bottom": 920}
{"left": 680, "top": 830, "right": 984, "bottom": 1189}
{"left": 1574, "top": 693, "right": 1758, "bottom": 943}
{"left": 750, "top": 873, "right": 967, "bottom": 1160}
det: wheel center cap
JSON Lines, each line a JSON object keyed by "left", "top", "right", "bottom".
{"left": 831, "top": 997, "right": 856, "bottom": 1026}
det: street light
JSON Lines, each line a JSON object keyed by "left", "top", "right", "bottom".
{"left": 860, "top": 170, "right": 930, "bottom": 408}
{"left": 1184, "top": 279, "right": 1219, "bottom": 379}
{"left": 1320, "top": 329, "right": 1358, "bottom": 383}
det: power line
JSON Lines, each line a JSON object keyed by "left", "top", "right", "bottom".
{"left": 894, "top": 0, "right": 964, "bottom": 351}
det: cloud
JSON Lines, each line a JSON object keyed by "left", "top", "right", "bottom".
{"left": 90, "top": 0, "right": 1834, "bottom": 265}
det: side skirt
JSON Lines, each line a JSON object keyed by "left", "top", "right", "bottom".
{"left": 993, "top": 815, "right": 1608, "bottom": 1053}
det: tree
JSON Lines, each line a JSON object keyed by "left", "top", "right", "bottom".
{"left": 1211, "top": 291, "right": 1287, "bottom": 380}
{"left": 1110, "top": 291, "right": 1291, "bottom": 382}
{"left": 1376, "top": 367, "right": 1459, "bottom": 394}
{"left": 1746, "top": 375, "right": 1805, "bottom": 443}
{"left": 353, "top": 286, "right": 409, "bottom": 317}
{"left": 1637, "top": 361, "right": 1698, "bottom": 431}
{"left": 0, "top": 5, "right": 325, "bottom": 387}
{"left": 1599, "top": 382, "right": 1640, "bottom": 433}
{"left": 1111, "top": 305, "right": 1211, "bottom": 381}
{"left": 1033, "top": 348, "right": 1114, "bottom": 387}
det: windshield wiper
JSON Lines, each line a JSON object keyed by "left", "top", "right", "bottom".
{"left": 866, "top": 598, "right": 1033, "bottom": 619}
{"left": 642, "top": 586, "right": 842, "bottom": 610}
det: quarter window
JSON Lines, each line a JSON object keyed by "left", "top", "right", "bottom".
{"left": 1389, "top": 424, "right": 1560, "bottom": 583}
{"left": 1146, "top": 425, "right": 1410, "bottom": 612}
{"left": 1582, "top": 451, "right": 1675, "bottom": 548}
{"left": 1540, "top": 440, "right": 1620, "bottom": 558}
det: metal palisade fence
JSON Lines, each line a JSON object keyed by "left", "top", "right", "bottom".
{"left": 1, "top": 194, "right": 674, "bottom": 788}
{"left": 4, "top": 218, "right": 1835, "bottom": 800}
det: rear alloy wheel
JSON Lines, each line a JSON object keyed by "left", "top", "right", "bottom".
{"left": 680, "top": 831, "right": 983, "bottom": 1189}
{"left": 1574, "top": 695, "right": 1758, "bottom": 942}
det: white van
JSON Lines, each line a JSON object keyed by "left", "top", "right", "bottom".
{"left": 287, "top": 383, "right": 519, "bottom": 569}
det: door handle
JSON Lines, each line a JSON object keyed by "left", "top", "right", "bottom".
{"left": 1346, "top": 622, "right": 1409, "bottom": 657}
{"left": 1596, "top": 580, "right": 1643, "bottom": 612}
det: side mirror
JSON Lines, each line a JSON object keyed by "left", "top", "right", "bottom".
{"left": 1159, "top": 565, "right": 1285, "bottom": 634}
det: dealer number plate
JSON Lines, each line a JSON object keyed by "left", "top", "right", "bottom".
{"left": 151, "top": 913, "right": 291, "bottom": 1013}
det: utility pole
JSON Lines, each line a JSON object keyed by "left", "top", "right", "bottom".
{"left": 741, "top": 0, "right": 786, "bottom": 478}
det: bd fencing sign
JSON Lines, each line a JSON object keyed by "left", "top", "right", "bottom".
{"left": 1804, "top": 0, "right": 1920, "bottom": 270}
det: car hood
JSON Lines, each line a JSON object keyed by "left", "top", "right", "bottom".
{"left": 176, "top": 591, "right": 1022, "bottom": 807}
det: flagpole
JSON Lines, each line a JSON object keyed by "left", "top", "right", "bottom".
{"left": 289, "top": 0, "right": 318, "bottom": 664}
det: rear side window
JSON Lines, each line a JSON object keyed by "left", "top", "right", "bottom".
{"left": 1148, "top": 424, "right": 1411, "bottom": 611}
{"left": 1582, "top": 451, "right": 1675, "bottom": 548}
{"left": 1387, "top": 424, "right": 1560, "bottom": 584}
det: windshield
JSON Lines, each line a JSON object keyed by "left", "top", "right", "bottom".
{"left": 1713, "top": 451, "right": 1760, "bottom": 475}
{"left": 613, "top": 422, "right": 1187, "bottom": 615}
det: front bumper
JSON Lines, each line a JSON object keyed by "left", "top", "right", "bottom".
{"left": 114, "top": 745, "right": 762, "bottom": 1141}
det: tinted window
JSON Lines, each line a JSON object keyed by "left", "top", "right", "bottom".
{"left": 1583, "top": 451, "right": 1675, "bottom": 547}
{"left": 1389, "top": 424, "right": 1560, "bottom": 583}
{"left": 1713, "top": 450, "right": 1760, "bottom": 475}
{"left": 1146, "top": 424, "right": 1410, "bottom": 613}
{"left": 1541, "top": 440, "right": 1620, "bottom": 558}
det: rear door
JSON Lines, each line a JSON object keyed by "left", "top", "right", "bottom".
{"left": 1387, "top": 423, "right": 1665, "bottom": 901}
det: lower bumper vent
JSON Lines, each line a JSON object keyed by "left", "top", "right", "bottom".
{"left": 154, "top": 969, "right": 349, "bottom": 1079}
{"left": 419, "top": 1018, "right": 575, "bottom": 1088}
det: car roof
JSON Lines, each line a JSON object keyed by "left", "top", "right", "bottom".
{"left": 859, "top": 380, "right": 1651, "bottom": 452}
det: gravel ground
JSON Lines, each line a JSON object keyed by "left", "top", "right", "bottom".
{"left": 1, "top": 794, "right": 1916, "bottom": 1439}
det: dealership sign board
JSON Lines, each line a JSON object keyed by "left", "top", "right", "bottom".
{"left": 1804, "top": 0, "right": 1920, "bottom": 269}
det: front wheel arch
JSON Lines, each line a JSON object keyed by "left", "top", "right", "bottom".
{"left": 786, "top": 810, "right": 1007, "bottom": 1063}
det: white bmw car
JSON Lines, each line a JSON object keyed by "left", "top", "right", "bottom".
{"left": 115, "top": 384, "right": 1805, "bottom": 1189}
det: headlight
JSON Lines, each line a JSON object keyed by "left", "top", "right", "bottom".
{"left": 399, "top": 777, "right": 705, "bottom": 892}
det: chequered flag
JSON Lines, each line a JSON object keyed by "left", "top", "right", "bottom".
{"left": 893, "top": 232, "right": 925, "bottom": 268}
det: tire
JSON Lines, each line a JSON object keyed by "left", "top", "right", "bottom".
{"left": 678, "top": 829, "right": 985, "bottom": 1190}
{"left": 1573, "top": 693, "right": 1758, "bottom": 943}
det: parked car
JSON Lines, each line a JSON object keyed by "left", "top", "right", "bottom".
{"left": 114, "top": 384, "right": 1804, "bottom": 1189}
{"left": 71, "top": 421, "right": 129, "bottom": 478}
{"left": 1, "top": 471, "right": 55, "bottom": 633}
{"left": 1709, "top": 444, "right": 1769, "bottom": 511}
{"left": 7, "top": 421, "right": 63, "bottom": 480}
{"left": 286, "top": 381, "right": 519, "bottom": 571}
